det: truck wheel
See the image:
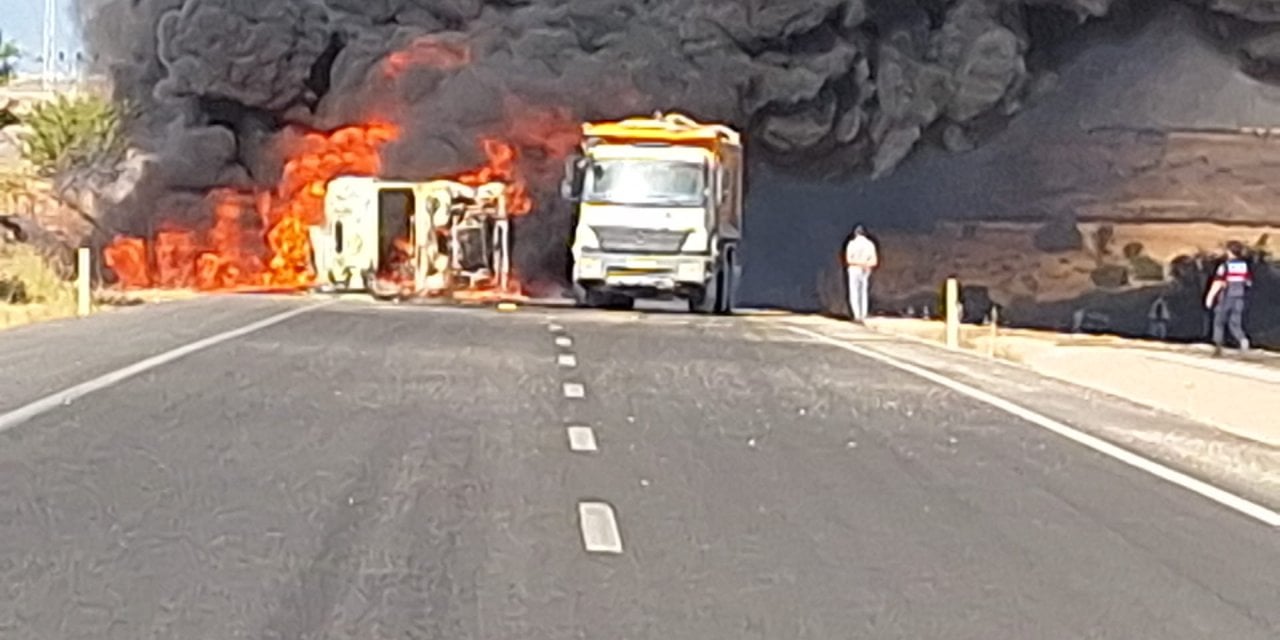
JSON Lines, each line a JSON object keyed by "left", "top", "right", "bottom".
{"left": 605, "top": 295, "right": 635, "bottom": 311}
{"left": 689, "top": 269, "right": 720, "bottom": 314}
{"left": 715, "top": 252, "right": 736, "bottom": 315}
{"left": 572, "top": 284, "right": 597, "bottom": 308}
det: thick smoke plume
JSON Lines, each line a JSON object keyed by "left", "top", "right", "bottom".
{"left": 70, "top": 0, "right": 1280, "bottom": 285}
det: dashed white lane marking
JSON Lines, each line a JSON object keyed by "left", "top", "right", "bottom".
{"left": 555, "top": 336, "right": 573, "bottom": 348}
{"left": 548, "top": 323, "right": 564, "bottom": 333}
{"left": 786, "top": 325, "right": 1280, "bottom": 528}
{"left": 0, "top": 302, "right": 329, "bottom": 434}
{"left": 567, "top": 426, "right": 598, "bottom": 452}
{"left": 578, "top": 501, "right": 623, "bottom": 553}
{"left": 558, "top": 354, "right": 578, "bottom": 368}
{"left": 563, "top": 383, "right": 586, "bottom": 399}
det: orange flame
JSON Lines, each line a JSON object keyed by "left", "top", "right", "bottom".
{"left": 456, "top": 139, "right": 532, "bottom": 215}
{"left": 104, "top": 35, "right": 548, "bottom": 297}
{"left": 102, "top": 236, "right": 150, "bottom": 289}
{"left": 105, "top": 123, "right": 398, "bottom": 290}
{"left": 103, "top": 121, "right": 540, "bottom": 294}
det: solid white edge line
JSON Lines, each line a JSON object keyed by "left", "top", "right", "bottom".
{"left": 578, "top": 501, "right": 623, "bottom": 553}
{"left": 566, "top": 425, "right": 598, "bottom": 452}
{"left": 785, "top": 325, "right": 1280, "bottom": 528}
{"left": 0, "top": 302, "right": 329, "bottom": 434}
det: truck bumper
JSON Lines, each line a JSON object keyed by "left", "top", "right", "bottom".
{"left": 574, "top": 253, "right": 710, "bottom": 292}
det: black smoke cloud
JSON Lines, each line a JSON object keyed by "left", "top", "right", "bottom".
{"left": 69, "top": 0, "right": 1280, "bottom": 281}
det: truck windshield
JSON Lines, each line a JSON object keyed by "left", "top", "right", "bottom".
{"left": 583, "top": 160, "right": 706, "bottom": 207}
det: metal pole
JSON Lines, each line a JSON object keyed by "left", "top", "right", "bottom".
{"left": 41, "top": 0, "right": 57, "bottom": 89}
{"left": 76, "top": 247, "right": 91, "bottom": 317}
{"left": 945, "top": 278, "right": 960, "bottom": 349}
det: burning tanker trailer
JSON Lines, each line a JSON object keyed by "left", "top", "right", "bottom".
{"left": 309, "top": 177, "right": 516, "bottom": 301}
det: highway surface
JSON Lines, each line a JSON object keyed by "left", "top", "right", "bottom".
{"left": 0, "top": 295, "right": 1277, "bottom": 639}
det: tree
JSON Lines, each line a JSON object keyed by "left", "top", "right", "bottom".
{"left": 0, "top": 39, "right": 18, "bottom": 86}
{"left": 19, "top": 93, "right": 126, "bottom": 177}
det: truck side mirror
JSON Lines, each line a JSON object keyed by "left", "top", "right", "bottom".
{"left": 561, "top": 156, "right": 585, "bottom": 201}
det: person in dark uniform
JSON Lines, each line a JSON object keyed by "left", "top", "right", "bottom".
{"left": 1204, "top": 241, "right": 1252, "bottom": 356}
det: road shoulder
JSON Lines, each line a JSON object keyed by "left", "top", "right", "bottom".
{"left": 771, "top": 315, "right": 1280, "bottom": 514}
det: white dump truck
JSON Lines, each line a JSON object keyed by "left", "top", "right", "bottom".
{"left": 309, "top": 177, "right": 514, "bottom": 299}
{"left": 561, "top": 113, "right": 744, "bottom": 313}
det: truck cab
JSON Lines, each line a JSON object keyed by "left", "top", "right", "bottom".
{"left": 562, "top": 113, "right": 744, "bottom": 313}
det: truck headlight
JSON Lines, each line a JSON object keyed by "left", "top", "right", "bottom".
{"left": 578, "top": 257, "right": 604, "bottom": 279}
{"left": 575, "top": 226, "right": 600, "bottom": 250}
{"left": 676, "top": 261, "right": 705, "bottom": 282}
{"left": 681, "top": 230, "right": 709, "bottom": 252}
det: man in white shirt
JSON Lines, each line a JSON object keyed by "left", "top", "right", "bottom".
{"left": 844, "top": 225, "right": 878, "bottom": 323}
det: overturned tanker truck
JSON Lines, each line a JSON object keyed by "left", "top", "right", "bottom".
{"left": 562, "top": 113, "right": 744, "bottom": 313}
{"left": 308, "top": 178, "right": 516, "bottom": 300}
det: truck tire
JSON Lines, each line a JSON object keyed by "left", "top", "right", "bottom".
{"left": 689, "top": 268, "right": 720, "bottom": 314}
{"left": 572, "top": 284, "right": 597, "bottom": 308}
{"left": 715, "top": 250, "right": 737, "bottom": 315}
{"left": 604, "top": 295, "right": 635, "bottom": 311}
{"left": 576, "top": 284, "right": 634, "bottom": 311}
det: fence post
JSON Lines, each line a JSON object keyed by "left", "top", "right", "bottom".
{"left": 945, "top": 277, "right": 960, "bottom": 349}
{"left": 988, "top": 305, "right": 999, "bottom": 358}
{"left": 76, "top": 247, "right": 91, "bottom": 317}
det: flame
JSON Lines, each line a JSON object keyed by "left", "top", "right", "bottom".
{"left": 105, "top": 123, "right": 398, "bottom": 290}
{"left": 456, "top": 139, "right": 532, "bottom": 215}
{"left": 102, "top": 236, "right": 150, "bottom": 289}
{"left": 103, "top": 36, "right": 550, "bottom": 298}
{"left": 154, "top": 228, "right": 197, "bottom": 288}
{"left": 102, "top": 122, "right": 538, "bottom": 294}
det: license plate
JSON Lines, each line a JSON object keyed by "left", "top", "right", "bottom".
{"left": 624, "top": 258, "right": 660, "bottom": 269}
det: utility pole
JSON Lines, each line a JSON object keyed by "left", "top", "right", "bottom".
{"left": 42, "top": 0, "right": 58, "bottom": 88}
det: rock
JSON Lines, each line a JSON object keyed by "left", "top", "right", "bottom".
{"left": 1092, "top": 224, "right": 1115, "bottom": 256}
{"left": 960, "top": 285, "right": 993, "bottom": 323}
{"left": 0, "top": 124, "right": 28, "bottom": 165}
{"left": 1090, "top": 264, "right": 1130, "bottom": 288}
{"left": 1033, "top": 216, "right": 1084, "bottom": 252}
{"left": 1129, "top": 255, "right": 1165, "bottom": 281}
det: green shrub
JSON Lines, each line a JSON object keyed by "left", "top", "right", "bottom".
{"left": 0, "top": 243, "right": 74, "bottom": 306}
{"left": 20, "top": 93, "right": 126, "bottom": 177}
{"left": 1122, "top": 241, "right": 1144, "bottom": 260}
{"left": 1129, "top": 255, "right": 1165, "bottom": 281}
{"left": 1090, "top": 264, "right": 1129, "bottom": 288}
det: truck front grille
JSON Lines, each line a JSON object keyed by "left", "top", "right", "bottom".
{"left": 591, "top": 226, "right": 690, "bottom": 253}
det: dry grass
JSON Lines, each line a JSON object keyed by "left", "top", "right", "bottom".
{"left": 0, "top": 243, "right": 77, "bottom": 329}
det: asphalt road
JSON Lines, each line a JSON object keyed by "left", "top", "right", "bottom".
{"left": 0, "top": 296, "right": 1277, "bottom": 639}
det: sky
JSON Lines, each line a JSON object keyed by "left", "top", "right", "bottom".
{"left": 1, "top": 0, "right": 85, "bottom": 75}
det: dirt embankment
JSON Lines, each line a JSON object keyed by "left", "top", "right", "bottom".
{"left": 819, "top": 220, "right": 1280, "bottom": 347}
